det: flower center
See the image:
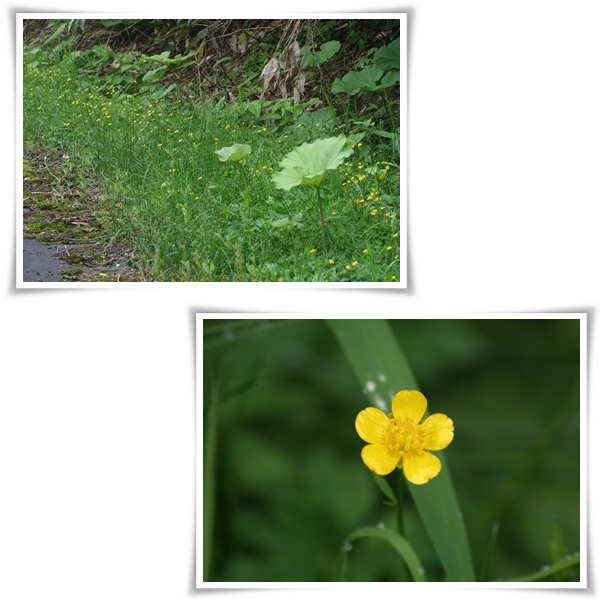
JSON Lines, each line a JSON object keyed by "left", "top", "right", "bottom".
{"left": 385, "top": 417, "right": 424, "bottom": 457}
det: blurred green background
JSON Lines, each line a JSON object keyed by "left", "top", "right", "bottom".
{"left": 202, "top": 318, "right": 581, "bottom": 582}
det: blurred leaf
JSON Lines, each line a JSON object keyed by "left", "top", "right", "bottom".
{"left": 550, "top": 520, "right": 569, "bottom": 565}
{"left": 549, "top": 521, "right": 578, "bottom": 581}
{"left": 501, "top": 553, "right": 580, "bottom": 582}
{"left": 203, "top": 380, "right": 220, "bottom": 580}
{"left": 478, "top": 520, "right": 500, "bottom": 581}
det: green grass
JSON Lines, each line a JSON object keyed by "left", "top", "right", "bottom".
{"left": 22, "top": 51, "right": 401, "bottom": 282}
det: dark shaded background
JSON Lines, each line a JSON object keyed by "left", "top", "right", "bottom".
{"left": 203, "top": 318, "right": 580, "bottom": 582}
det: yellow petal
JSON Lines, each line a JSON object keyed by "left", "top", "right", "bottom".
{"left": 402, "top": 451, "right": 442, "bottom": 485}
{"left": 361, "top": 443, "right": 400, "bottom": 475}
{"left": 421, "top": 413, "right": 454, "bottom": 450}
{"left": 391, "top": 390, "right": 427, "bottom": 423}
{"left": 355, "top": 407, "right": 389, "bottom": 443}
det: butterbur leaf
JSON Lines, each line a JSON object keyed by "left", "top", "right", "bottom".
{"left": 373, "top": 38, "right": 401, "bottom": 71}
{"left": 302, "top": 40, "right": 341, "bottom": 67}
{"left": 215, "top": 144, "right": 252, "bottom": 162}
{"left": 380, "top": 68, "right": 401, "bottom": 88}
{"left": 272, "top": 213, "right": 304, "bottom": 230}
{"left": 331, "top": 64, "right": 385, "bottom": 96}
{"left": 271, "top": 135, "right": 353, "bottom": 191}
{"left": 142, "top": 67, "right": 168, "bottom": 83}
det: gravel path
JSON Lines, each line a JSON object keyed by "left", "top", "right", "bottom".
{"left": 22, "top": 238, "right": 72, "bottom": 282}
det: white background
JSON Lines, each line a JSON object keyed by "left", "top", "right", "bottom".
{"left": 2, "top": 1, "right": 600, "bottom": 601}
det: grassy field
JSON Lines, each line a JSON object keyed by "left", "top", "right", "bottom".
{"left": 22, "top": 19, "right": 402, "bottom": 282}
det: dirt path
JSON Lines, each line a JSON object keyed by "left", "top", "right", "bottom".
{"left": 23, "top": 238, "right": 75, "bottom": 282}
{"left": 22, "top": 148, "right": 141, "bottom": 283}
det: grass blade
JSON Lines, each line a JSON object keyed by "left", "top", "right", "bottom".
{"left": 372, "top": 473, "right": 397, "bottom": 506}
{"left": 478, "top": 521, "right": 501, "bottom": 581}
{"left": 342, "top": 526, "right": 427, "bottom": 581}
{"left": 327, "top": 319, "right": 475, "bottom": 581}
{"left": 202, "top": 375, "right": 220, "bottom": 580}
{"left": 501, "top": 553, "right": 580, "bottom": 582}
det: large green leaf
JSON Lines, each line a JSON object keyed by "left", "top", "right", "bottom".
{"left": 271, "top": 135, "right": 353, "bottom": 191}
{"left": 327, "top": 319, "right": 475, "bottom": 581}
{"left": 215, "top": 143, "right": 252, "bottom": 163}
{"left": 331, "top": 63, "right": 387, "bottom": 96}
{"left": 374, "top": 38, "right": 401, "bottom": 71}
{"left": 301, "top": 40, "right": 341, "bottom": 67}
{"left": 381, "top": 68, "right": 401, "bottom": 88}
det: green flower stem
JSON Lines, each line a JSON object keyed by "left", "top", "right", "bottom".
{"left": 396, "top": 471, "right": 405, "bottom": 538}
{"left": 316, "top": 186, "right": 328, "bottom": 254}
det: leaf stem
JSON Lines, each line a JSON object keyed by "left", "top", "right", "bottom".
{"left": 316, "top": 186, "right": 328, "bottom": 254}
{"left": 238, "top": 162, "right": 249, "bottom": 193}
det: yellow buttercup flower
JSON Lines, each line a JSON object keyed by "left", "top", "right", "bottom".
{"left": 355, "top": 390, "right": 454, "bottom": 485}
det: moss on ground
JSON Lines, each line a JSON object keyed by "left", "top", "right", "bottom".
{"left": 23, "top": 149, "right": 141, "bottom": 282}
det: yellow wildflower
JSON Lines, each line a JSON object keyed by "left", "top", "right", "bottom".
{"left": 355, "top": 390, "right": 454, "bottom": 484}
